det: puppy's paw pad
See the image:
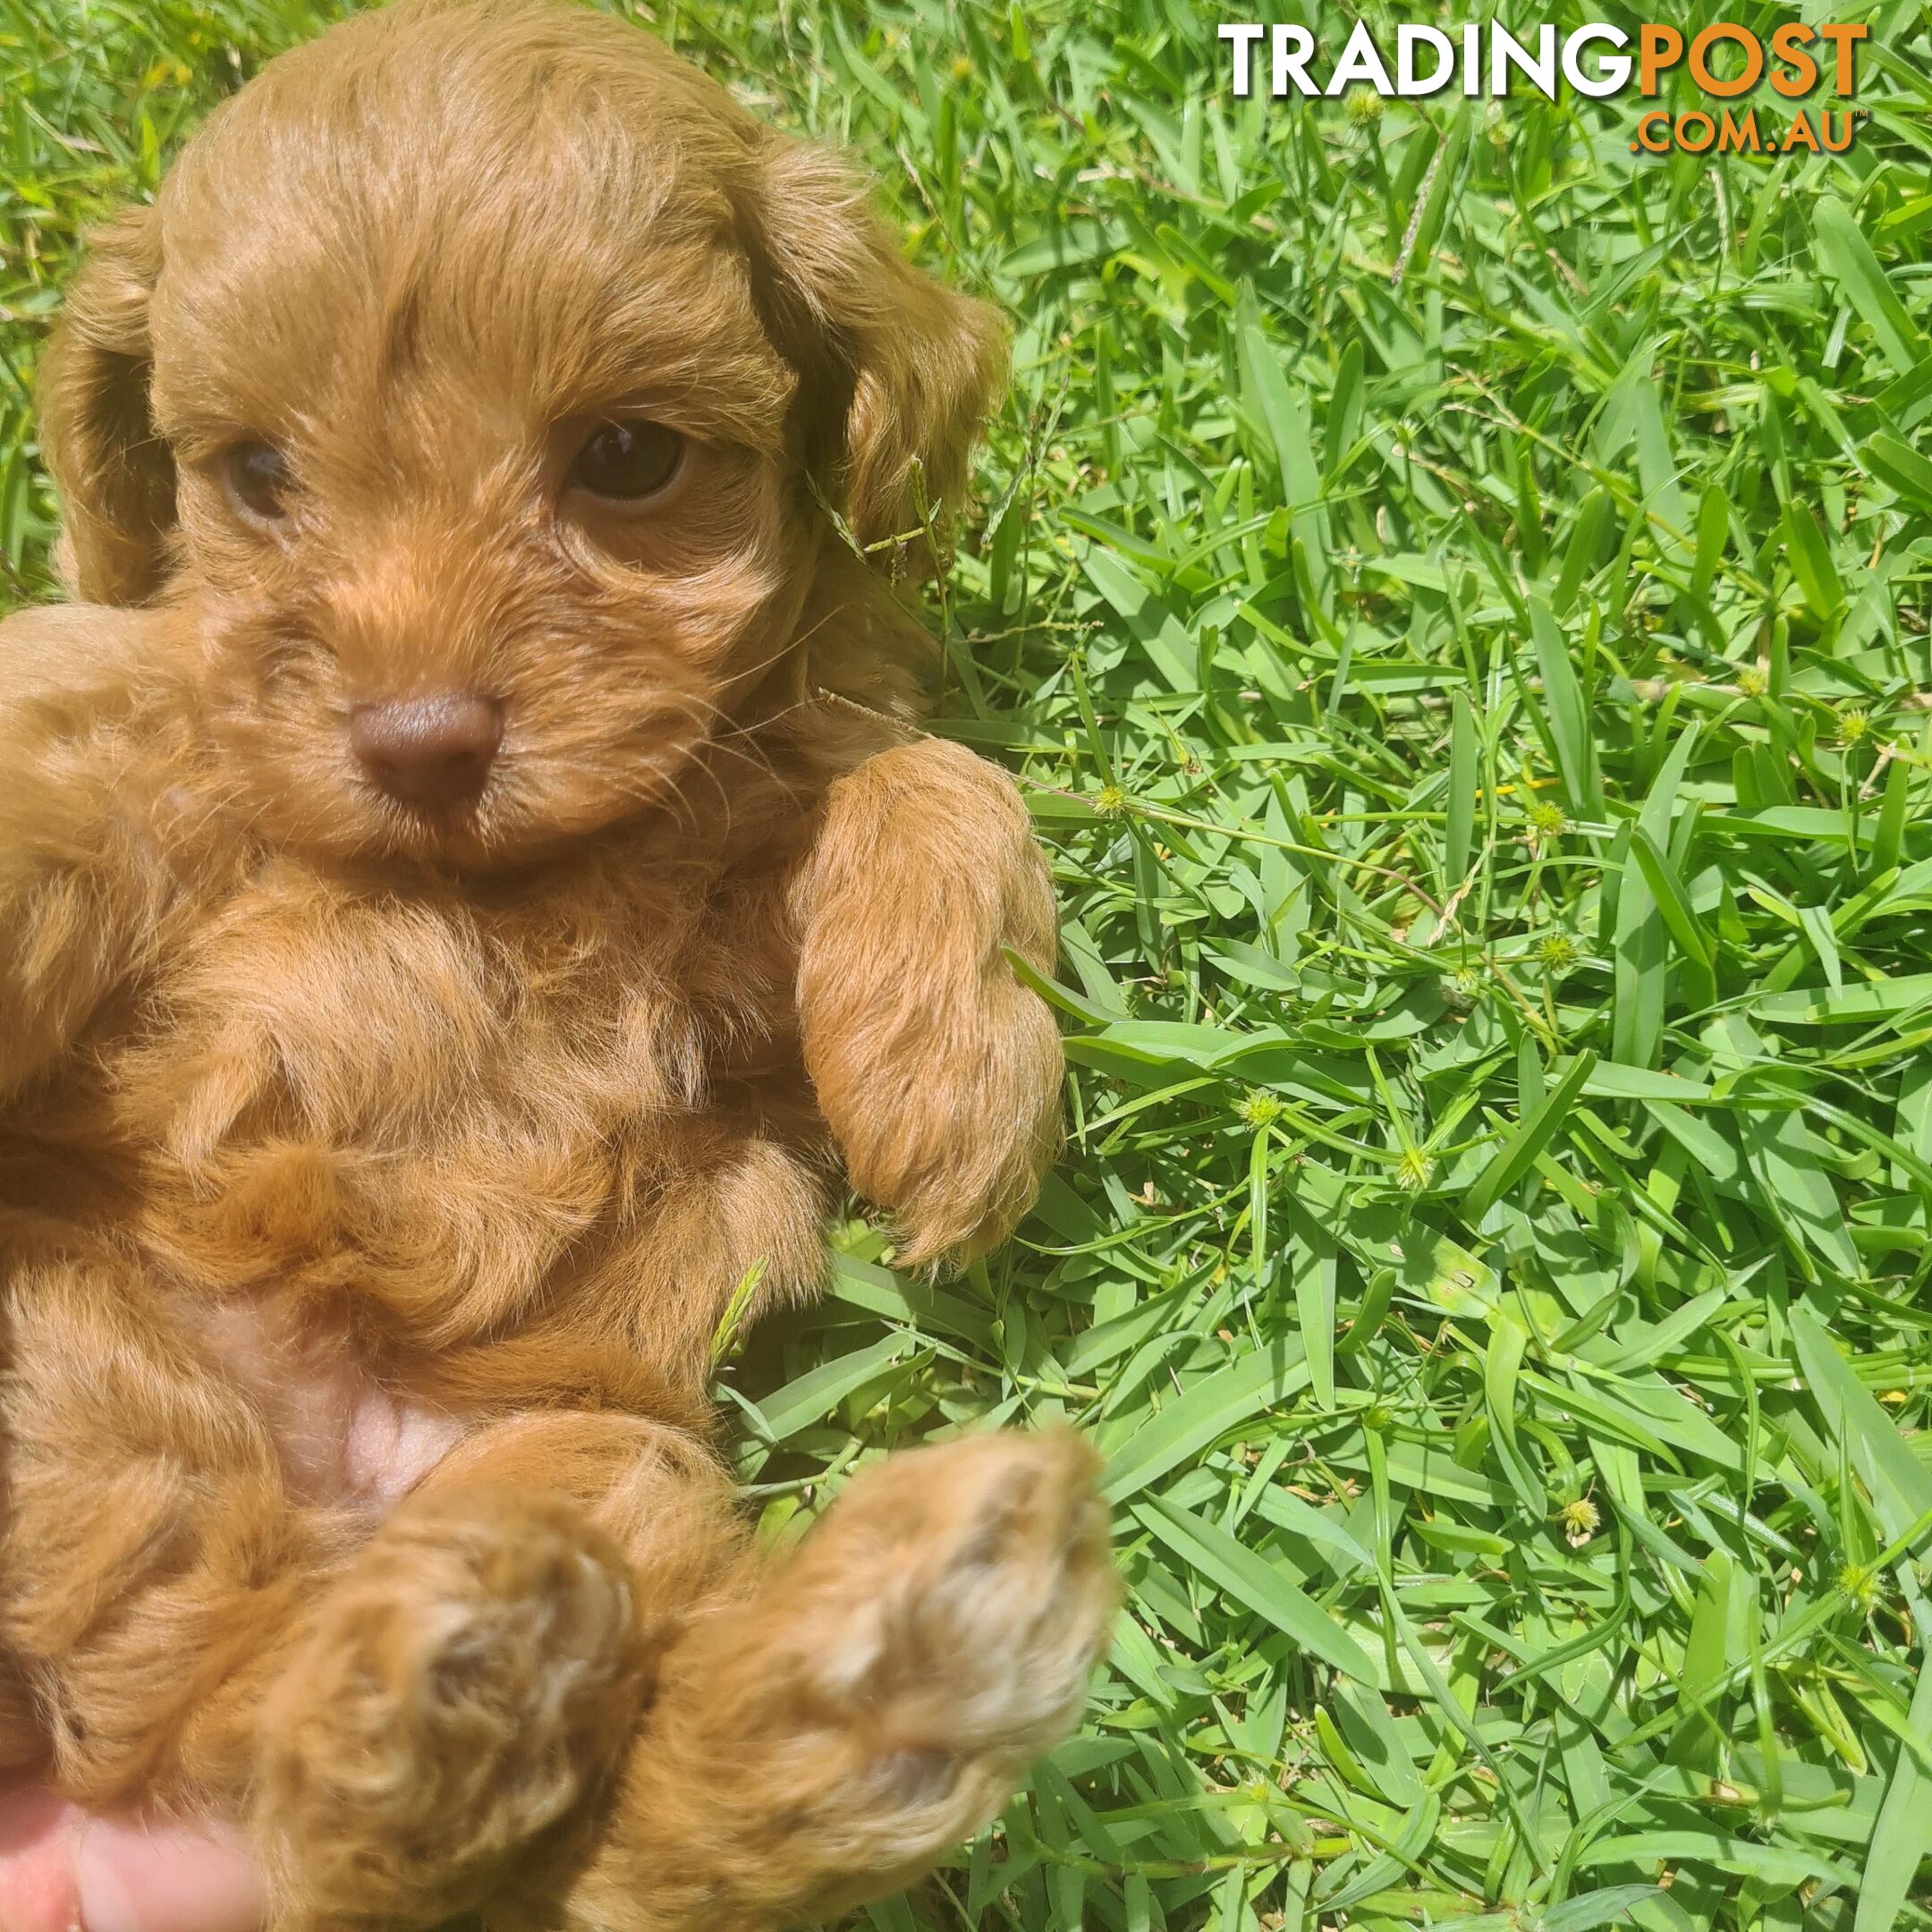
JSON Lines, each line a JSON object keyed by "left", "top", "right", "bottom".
{"left": 258, "top": 1493, "right": 648, "bottom": 1919}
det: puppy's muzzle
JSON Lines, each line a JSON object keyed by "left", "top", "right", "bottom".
{"left": 351, "top": 693, "right": 503, "bottom": 812}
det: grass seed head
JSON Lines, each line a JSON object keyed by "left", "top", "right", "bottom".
{"left": 1559, "top": 1496, "right": 1600, "bottom": 1546}
{"left": 1536, "top": 932, "right": 1580, "bottom": 975}
{"left": 1837, "top": 1563, "right": 1881, "bottom": 1614}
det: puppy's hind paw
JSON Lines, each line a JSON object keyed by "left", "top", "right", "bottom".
{"left": 257, "top": 1490, "right": 651, "bottom": 1928}
{"left": 776, "top": 1430, "right": 1117, "bottom": 1865}
{"left": 547, "top": 1431, "right": 1114, "bottom": 1932}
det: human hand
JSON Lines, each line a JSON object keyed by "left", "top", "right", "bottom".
{"left": 0, "top": 1764, "right": 266, "bottom": 1932}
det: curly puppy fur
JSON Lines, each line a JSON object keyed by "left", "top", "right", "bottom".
{"left": 0, "top": 3, "right": 1114, "bottom": 1926}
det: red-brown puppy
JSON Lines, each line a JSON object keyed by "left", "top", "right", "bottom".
{"left": 0, "top": 3, "right": 1114, "bottom": 1925}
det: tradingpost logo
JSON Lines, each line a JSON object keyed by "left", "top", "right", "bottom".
{"left": 1217, "top": 19, "right": 1872, "bottom": 155}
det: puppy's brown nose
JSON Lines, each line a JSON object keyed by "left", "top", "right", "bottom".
{"left": 350, "top": 693, "right": 502, "bottom": 811}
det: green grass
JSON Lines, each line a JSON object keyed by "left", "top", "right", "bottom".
{"left": 7, "top": 1, "right": 1932, "bottom": 1928}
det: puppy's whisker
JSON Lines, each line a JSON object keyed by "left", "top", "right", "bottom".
{"left": 612, "top": 741, "right": 714, "bottom": 841}
{"left": 712, "top": 626, "right": 818, "bottom": 704}
{"left": 700, "top": 735, "right": 806, "bottom": 811}
{"left": 658, "top": 707, "right": 797, "bottom": 830}
{"left": 657, "top": 750, "right": 737, "bottom": 838}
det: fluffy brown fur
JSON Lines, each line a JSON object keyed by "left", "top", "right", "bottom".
{"left": 0, "top": 4, "right": 1114, "bottom": 1926}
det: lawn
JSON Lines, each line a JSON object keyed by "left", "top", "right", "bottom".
{"left": 6, "top": 0, "right": 1932, "bottom": 1928}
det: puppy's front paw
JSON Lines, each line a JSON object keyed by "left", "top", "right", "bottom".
{"left": 257, "top": 1491, "right": 650, "bottom": 1928}
{"left": 795, "top": 736, "right": 1065, "bottom": 1268}
{"left": 833, "top": 962, "right": 1064, "bottom": 1267}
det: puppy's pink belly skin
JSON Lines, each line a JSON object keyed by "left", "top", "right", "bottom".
{"left": 189, "top": 1297, "right": 465, "bottom": 1508}
{"left": 342, "top": 1383, "right": 466, "bottom": 1505}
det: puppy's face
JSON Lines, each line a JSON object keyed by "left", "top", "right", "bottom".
{"left": 155, "top": 130, "right": 806, "bottom": 869}
{"left": 41, "top": 0, "right": 1004, "bottom": 869}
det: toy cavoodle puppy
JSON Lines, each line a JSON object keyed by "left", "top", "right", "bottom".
{"left": 0, "top": 1, "right": 1115, "bottom": 1925}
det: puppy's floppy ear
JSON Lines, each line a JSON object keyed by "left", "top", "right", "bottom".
{"left": 744, "top": 136, "right": 1006, "bottom": 568}
{"left": 37, "top": 206, "right": 174, "bottom": 606}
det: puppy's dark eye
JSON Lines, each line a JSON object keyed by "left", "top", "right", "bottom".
{"left": 225, "top": 442, "right": 292, "bottom": 521}
{"left": 570, "top": 420, "right": 683, "bottom": 502}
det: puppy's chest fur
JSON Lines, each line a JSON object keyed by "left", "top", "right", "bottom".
{"left": 28, "top": 832, "right": 809, "bottom": 1340}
